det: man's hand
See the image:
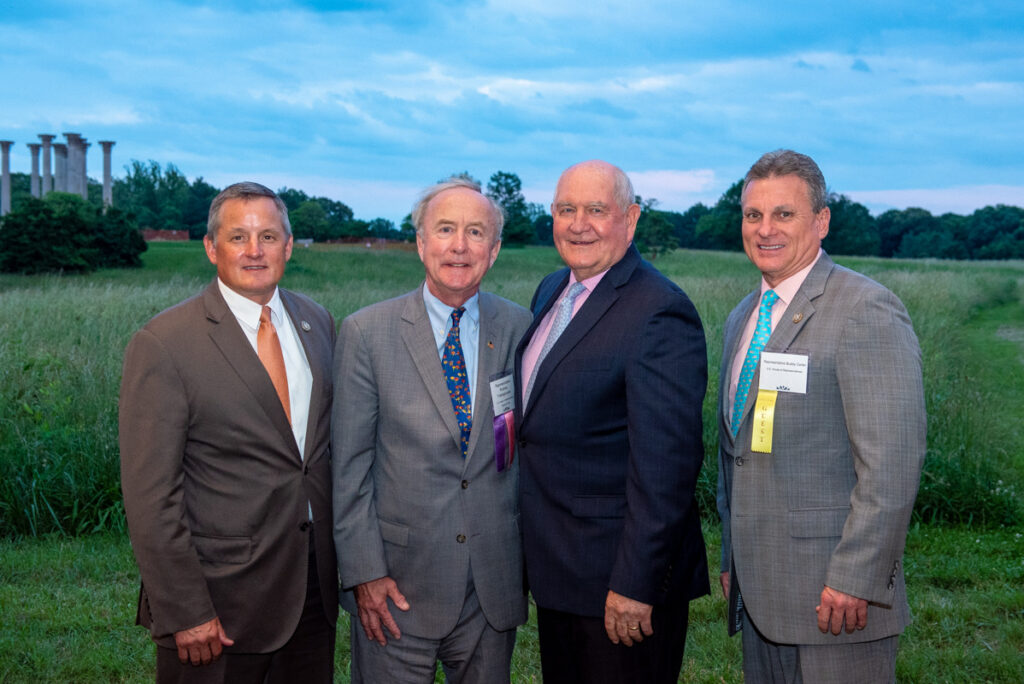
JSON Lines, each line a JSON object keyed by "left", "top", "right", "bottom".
{"left": 720, "top": 571, "right": 730, "bottom": 601}
{"left": 816, "top": 585, "right": 868, "bottom": 635}
{"left": 354, "top": 576, "right": 411, "bottom": 645}
{"left": 174, "top": 616, "right": 234, "bottom": 666}
{"left": 604, "top": 590, "right": 653, "bottom": 646}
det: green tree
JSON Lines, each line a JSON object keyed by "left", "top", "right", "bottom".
{"left": 968, "top": 205, "right": 1024, "bottom": 259}
{"left": 633, "top": 198, "right": 677, "bottom": 259}
{"left": 184, "top": 177, "right": 220, "bottom": 239}
{"left": 824, "top": 193, "right": 879, "bottom": 256}
{"left": 112, "top": 160, "right": 189, "bottom": 232}
{"left": 487, "top": 171, "right": 534, "bottom": 246}
{"left": 694, "top": 180, "right": 743, "bottom": 251}
{"left": 399, "top": 214, "right": 416, "bottom": 242}
{"left": 290, "top": 201, "right": 330, "bottom": 241}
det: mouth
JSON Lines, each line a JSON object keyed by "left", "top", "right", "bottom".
{"left": 758, "top": 244, "right": 784, "bottom": 251}
{"left": 243, "top": 265, "right": 267, "bottom": 271}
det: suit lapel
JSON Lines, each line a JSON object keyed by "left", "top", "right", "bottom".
{"left": 400, "top": 291, "right": 462, "bottom": 452}
{"left": 721, "top": 290, "right": 759, "bottom": 442}
{"left": 202, "top": 281, "right": 299, "bottom": 460}
{"left": 732, "top": 254, "right": 835, "bottom": 435}
{"left": 465, "top": 292, "right": 502, "bottom": 473}
{"left": 281, "top": 289, "right": 322, "bottom": 462}
{"left": 523, "top": 245, "right": 640, "bottom": 421}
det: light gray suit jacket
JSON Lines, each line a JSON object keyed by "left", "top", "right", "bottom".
{"left": 332, "top": 287, "right": 532, "bottom": 638}
{"left": 717, "top": 253, "right": 926, "bottom": 645}
{"left": 120, "top": 280, "right": 338, "bottom": 652}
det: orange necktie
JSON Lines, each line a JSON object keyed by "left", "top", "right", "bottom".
{"left": 258, "top": 305, "right": 291, "bottom": 423}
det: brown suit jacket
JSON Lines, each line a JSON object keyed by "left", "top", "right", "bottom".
{"left": 119, "top": 279, "right": 338, "bottom": 652}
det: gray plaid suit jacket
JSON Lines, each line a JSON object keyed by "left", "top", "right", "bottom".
{"left": 717, "top": 252, "right": 926, "bottom": 645}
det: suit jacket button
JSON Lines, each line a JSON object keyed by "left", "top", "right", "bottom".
{"left": 461, "top": 480, "right": 469, "bottom": 489}
{"left": 735, "top": 456, "right": 745, "bottom": 467}
{"left": 518, "top": 439, "right": 527, "bottom": 448}
{"left": 299, "top": 521, "right": 311, "bottom": 532}
{"left": 456, "top": 534, "right": 466, "bottom": 543}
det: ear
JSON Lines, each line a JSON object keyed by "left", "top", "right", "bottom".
{"left": 816, "top": 206, "right": 831, "bottom": 240}
{"left": 488, "top": 239, "right": 502, "bottom": 268}
{"left": 203, "top": 235, "right": 217, "bottom": 265}
{"left": 284, "top": 235, "right": 293, "bottom": 262}
{"left": 625, "top": 203, "right": 641, "bottom": 242}
{"left": 415, "top": 231, "right": 426, "bottom": 263}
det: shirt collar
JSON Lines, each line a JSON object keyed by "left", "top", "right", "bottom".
{"left": 422, "top": 282, "right": 480, "bottom": 328}
{"left": 217, "top": 278, "right": 284, "bottom": 332}
{"left": 760, "top": 248, "right": 823, "bottom": 306}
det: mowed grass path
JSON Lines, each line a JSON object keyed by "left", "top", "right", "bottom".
{"left": 2, "top": 242, "right": 1023, "bottom": 681}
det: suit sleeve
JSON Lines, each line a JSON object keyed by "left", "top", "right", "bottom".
{"left": 331, "top": 314, "right": 390, "bottom": 588}
{"left": 609, "top": 294, "right": 708, "bottom": 603}
{"left": 119, "top": 329, "right": 216, "bottom": 635}
{"left": 826, "top": 288, "right": 926, "bottom": 604}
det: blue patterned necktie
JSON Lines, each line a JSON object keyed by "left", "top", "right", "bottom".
{"left": 731, "top": 289, "right": 779, "bottom": 436}
{"left": 524, "top": 281, "right": 587, "bottom": 407}
{"left": 442, "top": 307, "right": 472, "bottom": 458}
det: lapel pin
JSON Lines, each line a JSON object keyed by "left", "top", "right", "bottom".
{"left": 792, "top": 313, "right": 803, "bottom": 324}
{"left": 487, "top": 341, "right": 494, "bottom": 349}
{"left": 301, "top": 320, "right": 312, "bottom": 332}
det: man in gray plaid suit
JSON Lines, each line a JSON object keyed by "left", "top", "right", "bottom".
{"left": 717, "top": 149, "right": 926, "bottom": 682}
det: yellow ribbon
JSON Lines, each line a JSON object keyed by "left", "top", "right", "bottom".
{"left": 750, "top": 389, "right": 777, "bottom": 453}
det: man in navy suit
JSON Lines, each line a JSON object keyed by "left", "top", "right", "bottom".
{"left": 515, "top": 160, "right": 709, "bottom": 683}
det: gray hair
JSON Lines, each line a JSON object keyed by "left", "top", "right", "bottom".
{"left": 207, "top": 181, "right": 291, "bottom": 242}
{"left": 411, "top": 176, "right": 505, "bottom": 241}
{"left": 743, "top": 149, "right": 828, "bottom": 213}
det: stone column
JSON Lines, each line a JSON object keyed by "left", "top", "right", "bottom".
{"left": 79, "top": 137, "right": 90, "bottom": 200}
{"left": 39, "top": 134, "right": 55, "bottom": 195}
{"left": 64, "top": 133, "right": 83, "bottom": 198}
{"left": 99, "top": 141, "right": 115, "bottom": 207}
{"left": 28, "top": 143, "right": 42, "bottom": 198}
{"left": 53, "top": 143, "right": 68, "bottom": 192}
{"left": 1, "top": 141, "right": 13, "bottom": 217}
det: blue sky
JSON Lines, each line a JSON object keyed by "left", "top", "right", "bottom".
{"left": 2, "top": 1, "right": 1022, "bottom": 225}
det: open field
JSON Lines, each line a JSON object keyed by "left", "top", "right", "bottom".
{"left": 1, "top": 242, "right": 1023, "bottom": 681}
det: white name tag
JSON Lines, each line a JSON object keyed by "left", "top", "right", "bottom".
{"left": 758, "top": 352, "right": 808, "bottom": 394}
{"left": 489, "top": 371, "right": 515, "bottom": 415}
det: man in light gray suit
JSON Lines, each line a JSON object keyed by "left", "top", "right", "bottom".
{"left": 332, "top": 176, "right": 531, "bottom": 683}
{"left": 717, "top": 150, "right": 926, "bottom": 682}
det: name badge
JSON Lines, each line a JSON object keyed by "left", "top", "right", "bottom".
{"left": 489, "top": 371, "right": 515, "bottom": 415}
{"left": 758, "top": 352, "right": 809, "bottom": 394}
{"left": 489, "top": 371, "right": 515, "bottom": 472}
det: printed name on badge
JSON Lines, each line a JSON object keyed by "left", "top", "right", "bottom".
{"left": 758, "top": 352, "right": 809, "bottom": 394}
{"left": 489, "top": 371, "right": 515, "bottom": 415}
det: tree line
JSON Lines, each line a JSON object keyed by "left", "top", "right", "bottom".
{"left": 3, "top": 162, "right": 1022, "bottom": 274}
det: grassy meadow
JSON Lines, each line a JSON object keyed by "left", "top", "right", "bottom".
{"left": 1, "top": 241, "right": 1023, "bottom": 681}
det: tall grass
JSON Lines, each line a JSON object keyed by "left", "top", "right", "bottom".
{"left": 1, "top": 244, "right": 1022, "bottom": 537}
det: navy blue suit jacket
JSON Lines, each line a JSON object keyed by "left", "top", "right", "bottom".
{"left": 515, "top": 244, "right": 710, "bottom": 618}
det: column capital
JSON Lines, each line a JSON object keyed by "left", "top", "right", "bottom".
{"left": 28, "top": 142, "right": 42, "bottom": 152}
{"left": 0, "top": 140, "right": 13, "bottom": 151}
{"left": 98, "top": 140, "right": 116, "bottom": 149}
{"left": 39, "top": 134, "right": 56, "bottom": 143}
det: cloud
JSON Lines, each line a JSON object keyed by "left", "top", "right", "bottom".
{"left": 628, "top": 169, "right": 719, "bottom": 210}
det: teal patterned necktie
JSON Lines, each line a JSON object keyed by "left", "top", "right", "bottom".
{"left": 442, "top": 307, "right": 472, "bottom": 458}
{"left": 731, "top": 290, "right": 779, "bottom": 436}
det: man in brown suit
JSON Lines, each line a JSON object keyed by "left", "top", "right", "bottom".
{"left": 119, "top": 182, "right": 338, "bottom": 683}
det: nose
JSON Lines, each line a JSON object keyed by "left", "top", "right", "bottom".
{"left": 450, "top": 229, "right": 468, "bottom": 251}
{"left": 567, "top": 211, "right": 588, "bottom": 234}
{"left": 244, "top": 235, "right": 263, "bottom": 257}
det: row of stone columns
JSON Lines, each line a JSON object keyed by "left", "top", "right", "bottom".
{"left": 0, "top": 133, "right": 115, "bottom": 216}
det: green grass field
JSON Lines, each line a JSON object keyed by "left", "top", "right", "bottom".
{"left": 1, "top": 242, "right": 1023, "bottom": 681}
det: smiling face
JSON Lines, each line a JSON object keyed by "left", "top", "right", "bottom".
{"left": 416, "top": 187, "right": 501, "bottom": 308}
{"left": 551, "top": 162, "right": 640, "bottom": 281}
{"left": 203, "top": 196, "right": 293, "bottom": 305}
{"left": 741, "top": 174, "right": 830, "bottom": 287}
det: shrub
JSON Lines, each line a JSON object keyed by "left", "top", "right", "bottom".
{"left": 0, "top": 193, "right": 146, "bottom": 274}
